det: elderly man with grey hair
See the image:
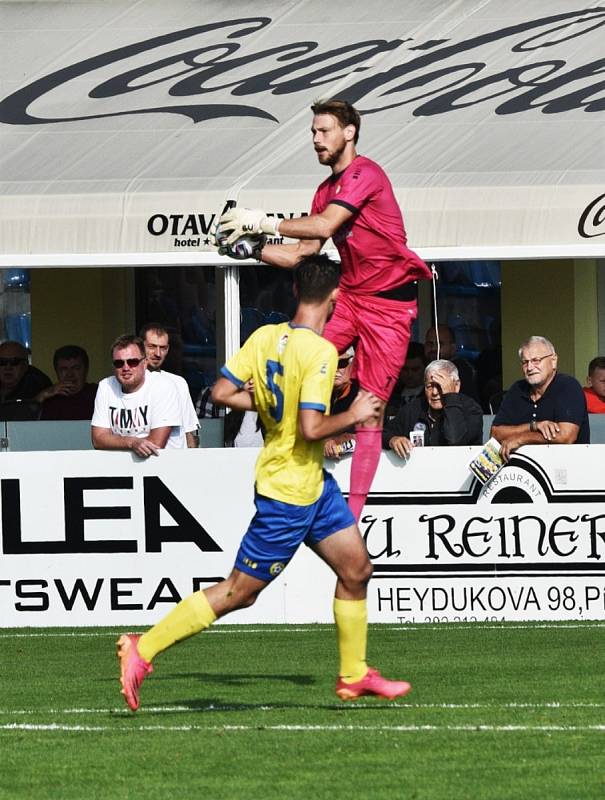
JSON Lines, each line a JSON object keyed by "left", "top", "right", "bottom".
{"left": 383, "top": 359, "right": 483, "bottom": 458}
{"left": 491, "top": 335, "right": 589, "bottom": 461}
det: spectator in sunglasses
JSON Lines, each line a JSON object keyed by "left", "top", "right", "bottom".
{"left": 0, "top": 340, "right": 51, "bottom": 403}
{"left": 324, "top": 347, "right": 358, "bottom": 459}
{"left": 91, "top": 334, "right": 182, "bottom": 457}
{"left": 36, "top": 345, "right": 98, "bottom": 420}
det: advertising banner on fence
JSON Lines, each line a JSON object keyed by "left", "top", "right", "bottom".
{"left": 0, "top": 445, "right": 603, "bottom": 626}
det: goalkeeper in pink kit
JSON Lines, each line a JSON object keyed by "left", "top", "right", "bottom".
{"left": 218, "top": 99, "right": 432, "bottom": 520}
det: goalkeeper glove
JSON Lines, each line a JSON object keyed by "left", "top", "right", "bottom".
{"left": 218, "top": 207, "right": 280, "bottom": 245}
{"left": 218, "top": 234, "right": 266, "bottom": 261}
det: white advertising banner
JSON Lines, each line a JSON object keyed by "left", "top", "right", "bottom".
{"left": 1, "top": 2, "right": 605, "bottom": 261}
{"left": 0, "top": 445, "right": 604, "bottom": 626}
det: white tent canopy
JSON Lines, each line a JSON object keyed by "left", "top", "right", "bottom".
{"left": 1, "top": 0, "right": 604, "bottom": 266}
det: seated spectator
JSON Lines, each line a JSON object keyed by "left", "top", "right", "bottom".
{"left": 383, "top": 359, "right": 483, "bottom": 458}
{"left": 424, "top": 324, "right": 478, "bottom": 401}
{"left": 324, "top": 347, "right": 358, "bottom": 459}
{"left": 195, "top": 383, "right": 225, "bottom": 420}
{"left": 476, "top": 347, "right": 503, "bottom": 412}
{"left": 226, "top": 409, "right": 264, "bottom": 448}
{"left": 583, "top": 356, "right": 605, "bottom": 413}
{"left": 0, "top": 340, "right": 51, "bottom": 403}
{"left": 196, "top": 379, "right": 263, "bottom": 447}
{"left": 91, "top": 334, "right": 182, "bottom": 458}
{"left": 36, "top": 345, "right": 98, "bottom": 420}
{"left": 491, "top": 335, "right": 589, "bottom": 462}
{"left": 385, "top": 341, "right": 425, "bottom": 418}
{"left": 225, "top": 379, "right": 264, "bottom": 448}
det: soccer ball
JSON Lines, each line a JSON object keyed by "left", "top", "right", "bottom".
{"left": 215, "top": 224, "right": 266, "bottom": 260}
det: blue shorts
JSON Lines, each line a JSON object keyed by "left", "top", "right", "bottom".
{"left": 235, "top": 471, "right": 355, "bottom": 582}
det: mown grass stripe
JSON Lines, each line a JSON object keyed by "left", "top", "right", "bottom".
{"left": 1, "top": 700, "right": 603, "bottom": 715}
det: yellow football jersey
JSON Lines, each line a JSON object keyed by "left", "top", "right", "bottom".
{"left": 222, "top": 322, "right": 337, "bottom": 505}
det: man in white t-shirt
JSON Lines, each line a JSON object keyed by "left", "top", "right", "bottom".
{"left": 140, "top": 323, "right": 199, "bottom": 448}
{"left": 91, "top": 335, "right": 182, "bottom": 457}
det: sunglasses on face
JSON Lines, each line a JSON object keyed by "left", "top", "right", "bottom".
{"left": 113, "top": 357, "right": 144, "bottom": 369}
{"left": 0, "top": 357, "right": 26, "bottom": 367}
{"left": 337, "top": 358, "right": 352, "bottom": 369}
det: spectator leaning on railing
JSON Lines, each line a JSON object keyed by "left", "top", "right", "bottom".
{"left": 382, "top": 359, "right": 483, "bottom": 459}
{"left": 139, "top": 322, "right": 200, "bottom": 447}
{"left": 490, "top": 335, "right": 589, "bottom": 462}
{"left": 91, "top": 334, "right": 182, "bottom": 458}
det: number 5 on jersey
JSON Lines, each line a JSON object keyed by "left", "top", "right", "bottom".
{"left": 265, "top": 360, "right": 284, "bottom": 422}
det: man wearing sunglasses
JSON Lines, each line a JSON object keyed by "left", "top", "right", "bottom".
{"left": 491, "top": 335, "right": 589, "bottom": 462}
{"left": 0, "top": 340, "right": 51, "bottom": 403}
{"left": 324, "top": 347, "right": 358, "bottom": 459}
{"left": 91, "top": 335, "right": 182, "bottom": 457}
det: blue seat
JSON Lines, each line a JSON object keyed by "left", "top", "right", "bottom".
{"left": 240, "top": 307, "right": 265, "bottom": 343}
{"left": 264, "top": 311, "right": 289, "bottom": 325}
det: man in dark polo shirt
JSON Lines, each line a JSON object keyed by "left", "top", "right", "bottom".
{"left": 491, "top": 335, "right": 589, "bottom": 461}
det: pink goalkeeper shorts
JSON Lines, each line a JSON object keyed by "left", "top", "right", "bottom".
{"left": 323, "top": 290, "right": 417, "bottom": 401}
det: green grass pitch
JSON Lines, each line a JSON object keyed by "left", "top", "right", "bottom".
{"left": 0, "top": 622, "right": 603, "bottom": 799}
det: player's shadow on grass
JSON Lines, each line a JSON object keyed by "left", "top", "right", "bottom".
{"left": 157, "top": 671, "right": 316, "bottom": 687}
{"left": 135, "top": 697, "right": 408, "bottom": 715}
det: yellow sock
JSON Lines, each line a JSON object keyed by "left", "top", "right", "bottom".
{"left": 137, "top": 591, "right": 216, "bottom": 663}
{"left": 333, "top": 597, "right": 368, "bottom": 683}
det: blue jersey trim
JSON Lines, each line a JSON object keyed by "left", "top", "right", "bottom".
{"left": 221, "top": 365, "right": 245, "bottom": 388}
{"left": 300, "top": 402, "right": 327, "bottom": 412}
{"left": 288, "top": 321, "right": 317, "bottom": 332}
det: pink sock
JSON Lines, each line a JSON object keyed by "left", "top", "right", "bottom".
{"left": 348, "top": 427, "right": 383, "bottom": 522}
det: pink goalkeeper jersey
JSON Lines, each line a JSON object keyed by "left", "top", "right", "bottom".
{"left": 311, "top": 155, "right": 432, "bottom": 294}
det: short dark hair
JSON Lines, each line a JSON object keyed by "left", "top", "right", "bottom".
{"left": 110, "top": 334, "right": 145, "bottom": 359}
{"left": 293, "top": 254, "right": 341, "bottom": 303}
{"left": 405, "top": 341, "right": 426, "bottom": 365}
{"left": 427, "top": 324, "right": 455, "bottom": 344}
{"left": 53, "top": 345, "right": 89, "bottom": 371}
{"left": 139, "top": 322, "right": 170, "bottom": 340}
{"left": 311, "top": 99, "right": 360, "bottom": 144}
{"left": 588, "top": 356, "right": 605, "bottom": 375}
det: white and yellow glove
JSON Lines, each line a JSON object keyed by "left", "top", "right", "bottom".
{"left": 218, "top": 207, "right": 280, "bottom": 245}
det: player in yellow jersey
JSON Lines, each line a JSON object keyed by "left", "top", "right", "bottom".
{"left": 116, "top": 253, "right": 412, "bottom": 710}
